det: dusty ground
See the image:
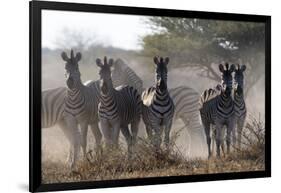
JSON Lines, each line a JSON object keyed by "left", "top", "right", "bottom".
{"left": 42, "top": 135, "right": 264, "bottom": 183}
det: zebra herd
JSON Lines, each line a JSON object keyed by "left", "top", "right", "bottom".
{"left": 199, "top": 63, "right": 247, "bottom": 158}
{"left": 42, "top": 49, "right": 247, "bottom": 170}
{"left": 111, "top": 58, "right": 204, "bottom": 156}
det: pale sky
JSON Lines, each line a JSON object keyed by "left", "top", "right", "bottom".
{"left": 42, "top": 10, "right": 153, "bottom": 50}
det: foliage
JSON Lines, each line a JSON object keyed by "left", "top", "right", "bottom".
{"left": 142, "top": 17, "right": 265, "bottom": 96}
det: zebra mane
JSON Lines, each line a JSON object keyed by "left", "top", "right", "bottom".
{"left": 142, "top": 87, "right": 156, "bottom": 106}
{"left": 199, "top": 87, "right": 220, "bottom": 107}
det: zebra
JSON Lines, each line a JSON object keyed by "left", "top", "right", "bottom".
{"left": 57, "top": 50, "right": 102, "bottom": 169}
{"left": 199, "top": 63, "right": 235, "bottom": 158}
{"left": 96, "top": 56, "right": 142, "bottom": 157}
{"left": 111, "top": 58, "right": 204, "bottom": 157}
{"left": 233, "top": 64, "right": 247, "bottom": 149}
{"left": 112, "top": 58, "right": 143, "bottom": 95}
{"left": 41, "top": 87, "right": 66, "bottom": 128}
{"left": 142, "top": 56, "right": 175, "bottom": 151}
{"left": 42, "top": 82, "right": 102, "bottom": 165}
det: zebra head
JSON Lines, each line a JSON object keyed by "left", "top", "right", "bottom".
{"left": 234, "top": 64, "right": 246, "bottom": 95}
{"left": 219, "top": 63, "right": 235, "bottom": 97}
{"left": 61, "top": 50, "right": 82, "bottom": 90}
{"left": 154, "top": 56, "right": 169, "bottom": 93}
{"left": 96, "top": 56, "right": 114, "bottom": 95}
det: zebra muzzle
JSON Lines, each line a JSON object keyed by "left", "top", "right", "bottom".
{"left": 101, "top": 82, "right": 108, "bottom": 94}
{"left": 66, "top": 77, "right": 74, "bottom": 89}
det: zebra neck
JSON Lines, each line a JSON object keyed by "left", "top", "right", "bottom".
{"left": 234, "top": 91, "right": 245, "bottom": 104}
{"left": 100, "top": 89, "right": 116, "bottom": 106}
{"left": 218, "top": 92, "right": 233, "bottom": 106}
{"left": 156, "top": 87, "right": 168, "bottom": 98}
{"left": 66, "top": 84, "right": 85, "bottom": 100}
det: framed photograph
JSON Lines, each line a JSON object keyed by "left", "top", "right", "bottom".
{"left": 30, "top": 0, "right": 271, "bottom": 192}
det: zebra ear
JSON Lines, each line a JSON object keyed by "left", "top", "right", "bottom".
{"left": 96, "top": 58, "right": 103, "bottom": 67}
{"left": 153, "top": 56, "right": 159, "bottom": 65}
{"left": 219, "top": 64, "right": 224, "bottom": 72}
{"left": 229, "top": 64, "right": 235, "bottom": 72}
{"left": 75, "top": 52, "right": 82, "bottom": 62}
{"left": 241, "top": 64, "right": 246, "bottom": 72}
{"left": 61, "top": 52, "right": 69, "bottom": 62}
{"left": 236, "top": 64, "right": 240, "bottom": 70}
{"left": 164, "top": 57, "right": 169, "bottom": 65}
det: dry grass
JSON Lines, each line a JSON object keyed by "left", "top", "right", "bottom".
{"left": 42, "top": 116, "right": 265, "bottom": 184}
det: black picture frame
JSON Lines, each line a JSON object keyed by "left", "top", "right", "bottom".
{"left": 29, "top": 0, "right": 271, "bottom": 192}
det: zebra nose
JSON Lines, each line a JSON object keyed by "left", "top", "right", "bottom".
{"left": 157, "top": 78, "right": 162, "bottom": 84}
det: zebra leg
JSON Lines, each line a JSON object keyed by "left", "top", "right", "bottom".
{"left": 58, "top": 120, "right": 73, "bottom": 163}
{"left": 131, "top": 119, "right": 140, "bottom": 146}
{"left": 164, "top": 119, "right": 173, "bottom": 150}
{"left": 182, "top": 115, "right": 206, "bottom": 158}
{"left": 211, "top": 126, "right": 216, "bottom": 157}
{"left": 112, "top": 124, "right": 121, "bottom": 148}
{"left": 99, "top": 120, "right": 111, "bottom": 148}
{"left": 203, "top": 121, "right": 211, "bottom": 158}
{"left": 226, "top": 120, "right": 235, "bottom": 154}
{"left": 120, "top": 125, "right": 133, "bottom": 158}
{"left": 153, "top": 126, "right": 162, "bottom": 152}
{"left": 59, "top": 117, "right": 80, "bottom": 170}
{"left": 226, "top": 127, "right": 231, "bottom": 154}
{"left": 145, "top": 125, "right": 153, "bottom": 141}
{"left": 90, "top": 122, "right": 102, "bottom": 150}
{"left": 215, "top": 122, "right": 223, "bottom": 158}
{"left": 80, "top": 122, "right": 88, "bottom": 158}
{"left": 237, "top": 118, "right": 245, "bottom": 150}
{"left": 232, "top": 123, "right": 237, "bottom": 150}
{"left": 221, "top": 126, "right": 226, "bottom": 156}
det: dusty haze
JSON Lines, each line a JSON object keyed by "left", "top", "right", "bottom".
{"left": 41, "top": 11, "right": 265, "bottom": 174}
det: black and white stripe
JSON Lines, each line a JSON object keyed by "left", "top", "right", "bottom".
{"left": 111, "top": 58, "right": 204, "bottom": 156}
{"left": 142, "top": 57, "right": 175, "bottom": 150}
{"left": 41, "top": 87, "right": 66, "bottom": 128}
{"left": 112, "top": 59, "right": 143, "bottom": 95}
{"left": 59, "top": 50, "right": 102, "bottom": 169}
{"left": 96, "top": 57, "right": 142, "bottom": 157}
{"left": 199, "top": 63, "right": 236, "bottom": 158}
{"left": 233, "top": 64, "right": 247, "bottom": 149}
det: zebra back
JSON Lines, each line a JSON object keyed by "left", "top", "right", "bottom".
{"left": 112, "top": 58, "right": 143, "bottom": 94}
{"left": 115, "top": 85, "right": 142, "bottom": 123}
{"left": 199, "top": 88, "right": 220, "bottom": 109}
{"left": 170, "top": 86, "right": 199, "bottom": 118}
{"left": 41, "top": 87, "right": 66, "bottom": 128}
{"left": 111, "top": 59, "right": 201, "bottom": 119}
{"left": 84, "top": 79, "right": 101, "bottom": 101}
{"left": 41, "top": 80, "right": 101, "bottom": 128}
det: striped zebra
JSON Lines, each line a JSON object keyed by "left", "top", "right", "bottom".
{"left": 111, "top": 58, "right": 204, "bottom": 157}
{"left": 42, "top": 50, "right": 102, "bottom": 169}
{"left": 96, "top": 56, "right": 142, "bottom": 157}
{"left": 112, "top": 59, "right": 143, "bottom": 94}
{"left": 142, "top": 56, "right": 175, "bottom": 151}
{"left": 199, "top": 63, "right": 235, "bottom": 158}
{"left": 42, "top": 87, "right": 66, "bottom": 128}
{"left": 233, "top": 64, "right": 247, "bottom": 149}
{"left": 42, "top": 82, "right": 102, "bottom": 161}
